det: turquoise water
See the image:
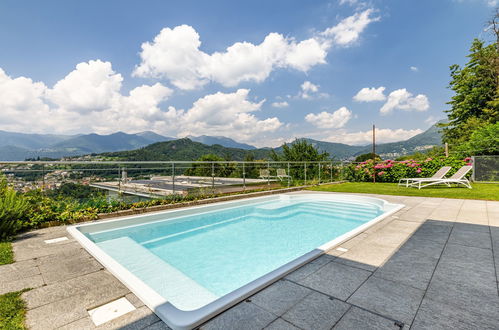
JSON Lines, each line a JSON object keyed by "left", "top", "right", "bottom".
{"left": 85, "top": 197, "right": 383, "bottom": 310}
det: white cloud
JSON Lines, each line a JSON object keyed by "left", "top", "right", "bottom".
{"left": 305, "top": 106, "right": 352, "bottom": 129}
{"left": 0, "top": 68, "right": 51, "bottom": 132}
{"left": 410, "top": 66, "right": 418, "bottom": 72}
{"left": 298, "top": 81, "right": 329, "bottom": 99}
{"left": 380, "top": 88, "right": 429, "bottom": 115}
{"left": 272, "top": 101, "right": 289, "bottom": 108}
{"left": 300, "top": 81, "right": 319, "bottom": 99}
{"left": 176, "top": 89, "right": 282, "bottom": 143}
{"left": 302, "top": 81, "right": 319, "bottom": 93}
{"left": 46, "top": 60, "right": 123, "bottom": 113}
{"left": 339, "top": 0, "right": 359, "bottom": 5}
{"left": 353, "top": 86, "right": 386, "bottom": 102}
{"left": 321, "top": 9, "right": 378, "bottom": 46}
{"left": 324, "top": 127, "right": 423, "bottom": 145}
{"left": 0, "top": 65, "right": 284, "bottom": 146}
{"left": 133, "top": 10, "right": 378, "bottom": 89}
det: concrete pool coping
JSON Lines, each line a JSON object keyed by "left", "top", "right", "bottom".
{"left": 1, "top": 191, "right": 498, "bottom": 329}
{"left": 67, "top": 192, "right": 404, "bottom": 330}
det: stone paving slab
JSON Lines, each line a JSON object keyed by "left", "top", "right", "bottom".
{"left": 1, "top": 194, "right": 498, "bottom": 329}
{"left": 200, "top": 301, "right": 276, "bottom": 330}
{"left": 411, "top": 296, "right": 499, "bottom": 330}
{"left": 347, "top": 276, "right": 426, "bottom": 326}
{"left": 333, "top": 306, "right": 400, "bottom": 330}
{"left": 284, "top": 254, "right": 334, "bottom": 282}
{"left": 281, "top": 291, "right": 350, "bottom": 330}
{"left": 251, "top": 280, "right": 312, "bottom": 316}
{"left": 298, "top": 261, "right": 371, "bottom": 300}
{"left": 263, "top": 318, "right": 301, "bottom": 330}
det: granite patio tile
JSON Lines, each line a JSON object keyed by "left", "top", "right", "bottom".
{"left": 263, "top": 318, "right": 301, "bottom": 330}
{"left": 374, "top": 249, "right": 439, "bottom": 290}
{"left": 298, "top": 261, "right": 371, "bottom": 300}
{"left": 447, "top": 227, "right": 492, "bottom": 249}
{"left": 411, "top": 297, "right": 499, "bottom": 330}
{"left": 250, "top": 280, "right": 312, "bottom": 316}
{"left": 347, "top": 277, "right": 425, "bottom": 326}
{"left": 284, "top": 254, "right": 334, "bottom": 282}
{"left": 200, "top": 302, "right": 276, "bottom": 330}
{"left": 333, "top": 306, "right": 401, "bottom": 330}
{"left": 282, "top": 292, "right": 350, "bottom": 330}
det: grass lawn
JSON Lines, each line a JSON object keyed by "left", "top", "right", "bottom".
{"left": 0, "top": 289, "right": 29, "bottom": 330}
{"left": 309, "top": 182, "right": 499, "bottom": 201}
{"left": 0, "top": 241, "right": 14, "bottom": 265}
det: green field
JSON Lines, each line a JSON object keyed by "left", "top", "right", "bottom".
{"left": 309, "top": 182, "right": 499, "bottom": 201}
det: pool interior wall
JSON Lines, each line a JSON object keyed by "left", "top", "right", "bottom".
{"left": 68, "top": 192, "right": 404, "bottom": 330}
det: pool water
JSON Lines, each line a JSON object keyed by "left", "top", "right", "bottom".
{"left": 84, "top": 195, "right": 384, "bottom": 311}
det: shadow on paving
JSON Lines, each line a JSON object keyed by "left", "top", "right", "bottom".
{"left": 196, "top": 219, "right": 499, "bottom": 330}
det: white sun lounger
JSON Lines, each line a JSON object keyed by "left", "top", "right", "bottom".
{"left": 410, "top": 165, "right": 473, "bottom": 189}
{"left": 398, "top": 166, "right": 452, "bottom": 187}
{"left": 276, "top": 168, "right": 291, "bottom": 181}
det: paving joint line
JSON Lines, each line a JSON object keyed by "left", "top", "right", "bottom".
{"left": 409, "top": 218, "right": 455, "bottom": 330}
{"left": 485, "top": 202, "right": 499, "bottom": 296}
{"left": 283, "top": 278, "right": 405, "bottom": 327}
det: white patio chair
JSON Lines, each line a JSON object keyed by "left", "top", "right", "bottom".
{"left": 276, "top": 168, "right": 291, "bottom": 181}
{"left": 410, "top": 165, "right": 473, "bottom": 189}
{"left": 398, "top": 166, "right": 452, "bottom": 187}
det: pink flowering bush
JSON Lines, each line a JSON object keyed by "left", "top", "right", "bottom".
{"left": 344, "top": 156, "right": 470, "bottom": 183}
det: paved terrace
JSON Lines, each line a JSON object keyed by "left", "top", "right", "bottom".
{"left": 1, "top": 193, "right": 498, "bottom": 330}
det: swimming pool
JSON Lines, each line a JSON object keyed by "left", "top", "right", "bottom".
{"left": 68, "top": 192, "right": 403, "bottom": 329}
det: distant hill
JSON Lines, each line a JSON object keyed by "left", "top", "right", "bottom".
{"left": 0, "top": 130, "right": 74, "bottom": 150}
{"left": 275, "top": 124, "right": 442, "bottom": 160}
{"left": 0, "top": 123, "right": 442, "bottom": 161}
{"left": 51, "top": 132, "right": 173, "bottom": 154}
{"left": 187, "top": 135, "right": 256, "bottom": 150}
{"left": 99, "top": 138, "right": 269, "bottom": 161}
{"left": 276, "top": 139, "right": 365, "bottom": 160}
{"left": 0, "top": 130, "right": 174, "bottom": 160}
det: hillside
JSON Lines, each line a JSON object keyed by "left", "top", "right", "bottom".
{"left": 187, "top": 135, "right": 256, "bottom": 150}
{"left": 51, "top": 132, "right": 172, "bottom": 154}
{"left": 278, "top": 124, "right": 442, "bottom": 160}
{"left": 99, "top": 138, "right": 270, "bottom": 161}
{"left": 0, "top": 131, "right": 174, "bottom": 160}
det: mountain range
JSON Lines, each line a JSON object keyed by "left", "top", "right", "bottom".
{"left": 0, "top": 124, "right": 442, "bottom": 161}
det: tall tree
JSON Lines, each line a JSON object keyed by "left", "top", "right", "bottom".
{"left": 442, "top": 9, "right": 499, "bottom": 145}
{"left": 442, "top": 38, "right": 499, "bottom": 144}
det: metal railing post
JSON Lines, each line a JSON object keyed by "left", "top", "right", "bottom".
{"left": 304, "top": 162, "right": 307, "bottom": 186}
{"left": 318, "top": 163, "right": 321, "bottom": 185}
{"left": 471, "top": 156, "right": 475, "bottom": 182}
{"left": 267, "top": 162, "right": 270, "bottom": 186}
{"left": 330, "top": 162, "right": 333, "bottom": 183}
{"left": 211, "top": 162, "right": 215, "bottom": 194}
{"left": 287, "top": 162, "right": 290, "bottom": 188}
{"left": 172, "top": 163, "right": 175, "bottom": 195}
{"left": 42, "top": 163, "right": 46, "bottom": 193}
{"left": 242, "top": 162, "right": 246, "bottom": 190}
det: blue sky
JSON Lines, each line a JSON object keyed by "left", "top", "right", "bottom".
{"left": 0, "top": 0, "right": 496, "bottom": 146}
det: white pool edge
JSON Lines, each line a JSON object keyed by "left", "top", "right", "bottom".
{"left": 67, "top": 192, "right": 404, "bottom": 330}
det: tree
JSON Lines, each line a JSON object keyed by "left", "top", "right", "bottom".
{"left": 271, "top": 139, "right": 330, "bottom": 162}
{"left": 354, "top": 153, "right": 381, "bottom": 163}
{"left": 271, "top": 139, "right": 330, "bottom": 180}
{"left": 457, "top": 121, "right": 499, "bottom": 156}
{"left": 441, "top": 8, "right": 499, "bottom": 147}
{"left": 441, "top": 38, "right": 499, "bottom": 145}
{"left": 184, "top": 154, "right": 236, "bottom": 177}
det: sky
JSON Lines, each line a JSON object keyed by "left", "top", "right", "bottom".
{"left": 0, "top": 0, "right": 496, "bottom": 147}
